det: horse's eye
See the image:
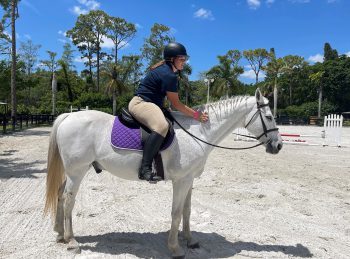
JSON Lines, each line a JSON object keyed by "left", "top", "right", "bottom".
{"left": 266, "top": 115, "right": 273, "bottom": 121}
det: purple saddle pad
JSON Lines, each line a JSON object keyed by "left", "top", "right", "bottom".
{"left": 111, "top": 117, "right": 174, "bottom": 151}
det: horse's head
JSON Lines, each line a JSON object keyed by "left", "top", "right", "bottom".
{"left": 245, "top": 89, "right": 283, "bottom": 154}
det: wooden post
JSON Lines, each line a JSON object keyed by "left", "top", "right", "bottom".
{"left": 2, "top": 113, "right": 6, "bottom": 134}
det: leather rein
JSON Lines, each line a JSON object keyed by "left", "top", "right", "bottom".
{"left": 170, "top": 102, "right": 279, "bottom": 150}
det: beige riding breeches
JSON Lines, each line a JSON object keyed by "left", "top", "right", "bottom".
{"left": 128, "top": 96, "right": 169, "bottom": 137}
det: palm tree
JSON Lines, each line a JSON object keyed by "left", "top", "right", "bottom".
{"left": 263, "top": 51, "right": 285, "bottom": 117}
{"left": 282, "top": 55, "right": 307, "bottom": 105}
{"left": 206, "top": 50, "right": 243, "bottom": 98}
{"left": 102, "top": 62, "right": 128, "bottom": 115}
{"left": 309, "top": 71, "right": 324, "bottom": 118}
{"left": 178, "top": 63, "right": 192, "bottom": 105}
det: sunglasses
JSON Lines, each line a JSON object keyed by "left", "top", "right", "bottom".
{"left": 176, "top": 56, "right": 189, "bottom": 62}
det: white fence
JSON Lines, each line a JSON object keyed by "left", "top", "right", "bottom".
{"left": 70, "top": 106, "right": 89, "bottom": 113}
{"left": 233, "top": 114, "right": 344, "bottom": 147}
{"left": 323, "top": 114, "right": 343, "bottom": 147}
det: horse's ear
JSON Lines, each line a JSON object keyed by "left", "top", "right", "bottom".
{"left": 255, "top": 88, "right": 263, "bottom": 104}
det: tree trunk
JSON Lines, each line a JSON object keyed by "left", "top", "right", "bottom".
{"left": 318, "top": 85, "right": 322, "bottom": 119}
{"left": 115, "top": 42, "right": 118, "bottom": 64}
{"left": 52, "top": 72, "right": 57, "bottom": 115}
{"left": 255, "top": 73, "right": 259, "bottom": 84}
{"left": 113, "top": 47, "right": 119, "bottom": 115}
{"left": 88, "top": 57, "right": 93, "bottom": 91}
{"left": 96, "top": 42, "right": 100, "bottom": 92}
{"left": 273, "top": 77, "right": 278, "bottom": 118}
{"left": 289, "top": 84, "right": 292, "bottom": 106}
{"left": 10, "top": 0, "right": 17, "bottom": 125}
{"left": 112, "top": 89, "right": 117, "bottom": 115}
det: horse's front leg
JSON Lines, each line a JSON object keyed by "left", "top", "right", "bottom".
{"left": 168, "top": 177, "right": 193, "bottom": 258}
{"left": 182, "top": 184, "right": 199, "bottom": 249}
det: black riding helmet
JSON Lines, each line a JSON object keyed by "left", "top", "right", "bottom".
{"left": 163, "top": 42, "right": 188, "bottom": 60}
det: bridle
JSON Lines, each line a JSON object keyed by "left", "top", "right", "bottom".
{"left": 239, "top": 102, "right": 279, "bottom": 142}
{"left": 171, "top": 102, "right": 279, "bottom": 150}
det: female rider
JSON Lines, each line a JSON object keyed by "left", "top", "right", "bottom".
{"left": 128, "top": 42, "right": 208, "bottom": 182}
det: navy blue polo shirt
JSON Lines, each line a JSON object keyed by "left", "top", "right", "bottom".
{"left": 136, "top": 63, "right": 178, "bottom": 108}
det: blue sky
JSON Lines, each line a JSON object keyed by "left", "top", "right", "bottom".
{"left": 6, "top": 0, "right": 350, "bottom": 83}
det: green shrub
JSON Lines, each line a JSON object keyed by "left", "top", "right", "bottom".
{"left": 75, "top": 92, "right": 111, "bottom": 109}
{"left": 92, "top": 107, "right": 113, "bottom": 114}
{"left": 284, "top": 101, "right": 336, "bottom": 119}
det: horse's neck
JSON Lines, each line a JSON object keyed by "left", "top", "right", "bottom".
{"left": 173, "top": 96, "right": 254, "bottom": 151}
{"left": 199, "top": 97, "right": 254, "bottom": 148}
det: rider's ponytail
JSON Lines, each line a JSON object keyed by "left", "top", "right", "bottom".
{"left": 150, "top": 60, "right": 166, "bottom": 70}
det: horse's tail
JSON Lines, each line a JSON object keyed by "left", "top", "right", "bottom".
{"left": 44, "top": 113, "right": 70, "bottom": 218}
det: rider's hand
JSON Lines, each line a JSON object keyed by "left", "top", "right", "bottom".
{"left": 193, "top": 111, "right": 209, "bottom": 123}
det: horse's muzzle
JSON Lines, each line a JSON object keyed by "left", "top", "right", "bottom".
{"left": 266, "top": 141, "right": 283, "bottom": 154}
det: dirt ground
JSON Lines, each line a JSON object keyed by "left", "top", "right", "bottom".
{"left": 0, "top": 125, "right": 349, "bottom": 259}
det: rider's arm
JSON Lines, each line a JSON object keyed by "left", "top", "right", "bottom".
{"left": 166, "top": 92, "right": 208, "bottom": 122}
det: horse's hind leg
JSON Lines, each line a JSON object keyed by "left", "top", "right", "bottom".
{"left": 54, "top": 180, "right": 66, "bottom": 242}
{"left": 63, "top": 167, "right": 88, "bottom": 253}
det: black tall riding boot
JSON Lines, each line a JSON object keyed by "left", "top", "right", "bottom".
{"left": 139, "top": 131, "right": 165, "bottom": 181}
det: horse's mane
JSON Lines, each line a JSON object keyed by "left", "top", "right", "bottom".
{"left": 203, "top": 95, "right": 251, "bottom": 123}
{"left": 172, "top": 95, "right": 252, "bottom": 127}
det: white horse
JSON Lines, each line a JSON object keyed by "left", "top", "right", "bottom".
{"left": 44, "top": 89, "right": 283, "bottom": 258}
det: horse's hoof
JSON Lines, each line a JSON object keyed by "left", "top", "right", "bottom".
{"left": 172, "top": 256, "right": 185, "bottom": 259}
{"left": 67, "top": 240, "right": 81, "bottom": 254}
{"left": 56, "top": 235, "right": 65, "bottom": 243}
{"left": 187, "top": 241, "right": 200, "bottom": 249}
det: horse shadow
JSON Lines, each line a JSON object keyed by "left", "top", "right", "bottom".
{"left": 0, "top": 156, "right": 46, "bottom": 179}
{"left": 76, "top": 231, "right": 313, "bottom": 258}
{"left": 0, "top": 128, "right": 51, "bottom": 138}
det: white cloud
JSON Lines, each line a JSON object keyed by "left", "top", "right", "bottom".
{"left": 241, "top": 69, "right": 256, "bottom": 80}
{"left": 74, "top": 55, "right": 112, "bottom": 63}
{"left": 194, "top": 8, "right": 215, "bottom": 20}
{"left": 135, "top": 23, "right": 143, "bottom": 29}
{"left": 308, "top": 54, "right": 324, "bottom": 63}
{"left": 24, "top": 34, "right": 31, "bottom": 39}
{"left": 71, "top": 6, "right": 88, "bottom": 15}
{"left": 74, "top": 56, "right": 89, "bottom": 63}
{"left": 63, "top": 31, "right": 129, "bottom": 50}
{"left": 70, "top": 0, "right": 100, "bottom": 15}
{"left": 289, "top": 0, "right": 310, "bottom": 3}
{"left": 327, "top": 0, "right": 338, "bottom": 3}
{"left": 241, "top": 67, "right": 266, "bottom": 81}
{"left": 58, "top": 30, "right": 67, "bottom": 37}
{"left": 58, "top": 31, "right": 68, "bottom": 44}
{"left": 77, "top": 0, "right": 100, "bottom": 10}
{"left": 345, "top": 51, "right": 350, "bottom": 57}
{"left": 247, "top": 0, "right": 261, "bottom": 9}
{"left": 101, "top": 36, "right": 114, "bottom": 49}
{"left": 266, "top": 0, "right": 275, "bottom": 4}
